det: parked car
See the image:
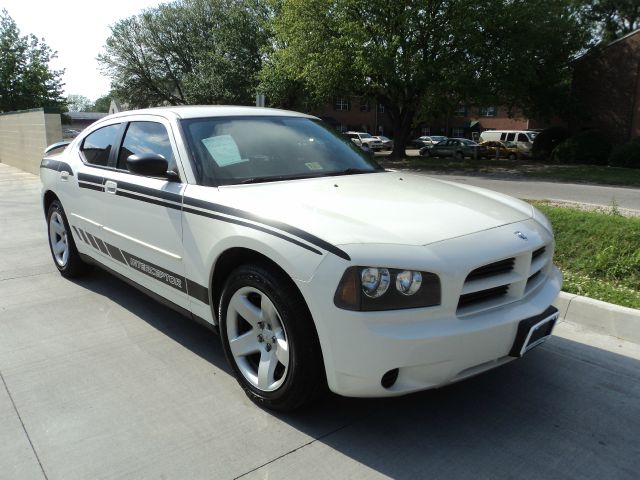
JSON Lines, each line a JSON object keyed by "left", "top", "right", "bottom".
{"left": 481, "top": 141, "right": 520, "bottom": 160}
{"left": 41, "top": 106, "right": 561, "bottom": 411}
{"left": 374, "top": 135, "right": 393, "bottom": 150}
{"left": 420, "top": 138, "right": 488, "bottom": 159}
{"left": 345, "top": 131, "right": 384, "bottom": 151}
{"left": 479, "top": 130, "right": 538, "bottom": 158}
{"left": 411, "top": 135, "right": 447, "bottom": 148}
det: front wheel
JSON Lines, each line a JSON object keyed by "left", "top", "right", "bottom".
{"left": 47, "top": 200, "right": 92, "bottom": 278}
{"left": 455, "top": 151, "right": 464, "bottom": 160}
{"left": 219, "top": 264, "right": 325, "bottom": 411}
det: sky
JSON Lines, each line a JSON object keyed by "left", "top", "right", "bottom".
{"left": 1, "top": 0, "right": 166, "bottom": 101}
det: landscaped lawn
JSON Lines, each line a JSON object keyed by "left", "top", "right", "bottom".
{"left": 533, "top": 202, "right": 640, "bottom": 309}
{"left": 379, "top": 156, "right": 640, "bottom": 188}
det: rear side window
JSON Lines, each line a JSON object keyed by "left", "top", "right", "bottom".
{"left": 500, "top": 133, "right": 506, "bottom": 141}
{"left": 518, "top": 133, "right": 530, "bottom": 142}
{"left": 117, "top": 121, "right": 175, "bottom": 171}
{"left": 80, "top": 124, "right": 121, "bottom": 166}
{"left": 506, "top": 133, "right": 516, "bottom": 141}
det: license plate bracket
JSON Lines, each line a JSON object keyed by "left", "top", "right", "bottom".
{"left": 509, "top": 306, "right": 559, "bottom": 357}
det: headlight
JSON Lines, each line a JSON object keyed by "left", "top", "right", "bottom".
{"left": 396, "top": 270, "right": 422, "bottom": 295}
{"left": 334, "top": 266, "right": 441, "bottom": 311}
{"left": 532, "top": 206, "right": 553, "bottom": 235}
{"left": 361, "top": 268, "right": 390, "bottom": 298}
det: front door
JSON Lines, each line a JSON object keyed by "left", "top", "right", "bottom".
{"left": 99, "top": 118, "right": 188, "bottom": 309}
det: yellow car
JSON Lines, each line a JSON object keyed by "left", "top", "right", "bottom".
{"left": 481, "top": 141, "right": 520, "bottom": 160}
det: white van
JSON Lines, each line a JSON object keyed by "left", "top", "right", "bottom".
{"left": 479, "top": 130, "right": 538, "bottom": 157}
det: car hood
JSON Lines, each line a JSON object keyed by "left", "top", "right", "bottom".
{"left": 218, "top": 172, "right": 533, "bottom": 247}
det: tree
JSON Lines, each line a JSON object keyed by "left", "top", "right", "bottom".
{"left": 66, "top": 94, "right": 94, "bottom": 112}
{"left": 261, "top": 0, "right": 588, "bottom": 157}
{"left": 0, "top": 9, "right": 65, "bottom": 112}
{"left": 579, "top": 0, "right": 640, "bottom": 43}
{"left": 98, "top": 0, "right": 270, "bottom": 108}
{"left": 92, "top": 93, "right": 113, "bottom": 113}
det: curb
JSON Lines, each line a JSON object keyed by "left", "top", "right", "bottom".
{"left": 554, "top": 291, "right": 640, "bottom": 344}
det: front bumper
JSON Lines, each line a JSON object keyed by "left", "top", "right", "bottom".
{"left": 298, "top": 220, "right": 562, "bottom": 398}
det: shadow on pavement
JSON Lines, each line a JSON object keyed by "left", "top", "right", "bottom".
{"left": 73, "top": 268, "right": 640, "bottom": 479}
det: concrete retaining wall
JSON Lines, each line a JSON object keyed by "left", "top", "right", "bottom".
{"left": 0, "top": 109, "right": 62, "bottom": 175}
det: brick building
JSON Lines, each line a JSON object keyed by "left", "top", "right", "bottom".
{"left": 313, "top": 96, "right": 537, "bottom": 140}
{"left": 571, "top": 29, "right": 640, "bottom": 145}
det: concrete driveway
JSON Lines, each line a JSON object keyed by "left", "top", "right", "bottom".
{"left": 1, "top": 163, "right": 639, "bottom": 479}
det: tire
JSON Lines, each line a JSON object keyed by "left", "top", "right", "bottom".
{"left": 47, "top": 200, "right": 92, "bottom": 278}
{"left": 219, "top": 263, "right": 325, "bottom": 411}
{"left": 508, "top": 153, "right": 517, "bottom": 160}
{"left": 420, "top": 148, "right": 430, "bottom": 158}
{"left": 455, "top": 151, "right": 464, "bottom": 160}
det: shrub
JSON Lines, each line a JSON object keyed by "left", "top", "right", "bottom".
{"left": 608, "top": 138, "right": 640, "bottom": 169}
{"left": 532, "top": 126, "right": 568, "bottom": 161}
{"left": 551, "top": 130, "right": 612, "bottom": 165}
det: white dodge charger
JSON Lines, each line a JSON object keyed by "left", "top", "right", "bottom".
{"left": 40, "top": 106, "right": 562, "bottom": 411}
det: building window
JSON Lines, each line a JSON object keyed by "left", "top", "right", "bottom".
{"left": 359, "top": 101, "right": 370, "bottom": 112}
{"left": 452, "top": 128, "right": 465, "bottom": 138}
{"left": 377, "top": 103, "right": 385, "bottom": 113}
{"left": 479, "top": 106, "right": 497, "bottom": 117}
{"left": 334, "top": 97, "right": 350, "bottom": 111}
{"left": 336, "top": 123, "right": 347, "bottom": 133}
{"left": 454, "top": 105, "right": 467, "bottom": 117}
{"left": 421, "top": 127, "right": 431, "bottom": 136}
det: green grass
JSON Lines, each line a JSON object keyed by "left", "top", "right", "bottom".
{"left": 379, "top": 157, "right": 640, "bottom": 187}
{"left": 533, "top": 202, "right": 640, "bottom": 309}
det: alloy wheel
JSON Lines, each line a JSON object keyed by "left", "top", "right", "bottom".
{"left": 49, "top": 211, "right": 69, "bottom": 267}
{"left": 225, "top": 286, "right": 290, "bottom": 392}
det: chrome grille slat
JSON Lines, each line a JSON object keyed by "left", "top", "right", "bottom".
{"left": 465, "top": 258, "right": 515, "bottom": 282}
{"left": 458, "top": 285, "right": 509, "bottom": 309}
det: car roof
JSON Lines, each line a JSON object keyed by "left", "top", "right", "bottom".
{"left": 103, "top": 105, "right": 319, "bottom": 121}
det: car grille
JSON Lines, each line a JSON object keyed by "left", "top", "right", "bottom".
{"left": 457, "top": 244, "right": 552, "bottom": 316}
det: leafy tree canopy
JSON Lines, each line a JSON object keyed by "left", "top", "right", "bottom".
{"left": 98, "top": 0, "right": 270, "bottom": 108}
{"left": 579, "top": 0, "right": 640, "bottom": 44}
{"left": 92, "top": 93, "right": 113, "bottom": 113}
{"left": 66, "top": 94, "right": 94, "bottom": 112}
{"left": 0, "top": 9, "right": 65, "bottom": 112}
{"left": 261, "top": 0, "right": 588, "bottom": 157}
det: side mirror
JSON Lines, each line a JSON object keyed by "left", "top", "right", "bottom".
{"left": 126, "top": 153, "right": 177, "bottom": 180}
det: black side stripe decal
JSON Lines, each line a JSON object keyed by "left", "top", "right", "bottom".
{"left": 186, "top": 279, "right": 209, "bottom": 305}
{"left": 182, "top": 206, "right": 322, "bottom": 256}
{"left": 86, "top": 233, "right": 100, "bottom": 250}
{"left": 104, "top": 242, "right": 127, "bottom": 264}
{"left": 115, "top": 190, "right": 181, "bottom": 210}
{"left": 74, "top": 226, "right": 209, "bottom": 305}
{"left": 40, "top": 159, "right": 74, "bottom": 176}
{"left": 183, "top": 197, "right": 350, "bottom": 260}
{"left": 78, "top": 173, "right": 104, "bottom": 184}
{"left": 79, "top": 182, "right": 104, "bottom": 192}
{"left": 74, "top": 174, "right": 350, "bottom": 261}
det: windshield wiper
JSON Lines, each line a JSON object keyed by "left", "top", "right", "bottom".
{"left": 238, "top": 174, "right": 318, "bottom": 184}
{"left": 323, "top": 167, "right": 383, "bottom": 177}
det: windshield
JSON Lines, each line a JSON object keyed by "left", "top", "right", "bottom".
{"left": 460, "top": 139, "right": 478, "bottom": 145}
{"left": 359, "top": 133, "right": 372, "bottom": 139}
{"left": 431, "top": 136, "right": 447, "bottom": 141}
{"left": 182, "top": 116, "right": 382, "bottom": 186}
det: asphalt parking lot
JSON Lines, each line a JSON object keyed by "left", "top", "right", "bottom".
{"left": 1, "top": 163, "right": 640, "bottom": 480}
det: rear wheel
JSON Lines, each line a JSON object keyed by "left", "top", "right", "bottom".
{"left": 420, "top": 148, "right": 430, "bottom": 158}
{"left": 508, "top": 153, "right": 517, "bottom": 160}
{"left": 47, "top": 200, "right": 92, "bottom": 278}
{"left": 219, "top": 264, "right": 325, "bottom": 411}
{"left": 455, "top": 151, "right": 464, "bottom": 160}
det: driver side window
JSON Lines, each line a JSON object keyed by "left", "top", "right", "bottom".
{"left": 117, "top": 121, "right": 176, "bottom": 172}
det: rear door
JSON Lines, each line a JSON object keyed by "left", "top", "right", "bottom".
{"left": 98, "top": 117, "right": 189, "bottom": 309}
{"left": 70, "top": 122, "right": 125, "bottom": 262}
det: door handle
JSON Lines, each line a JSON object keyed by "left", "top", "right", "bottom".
{"left": 105, "top": 180, "right": 117, "bottom": 194}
